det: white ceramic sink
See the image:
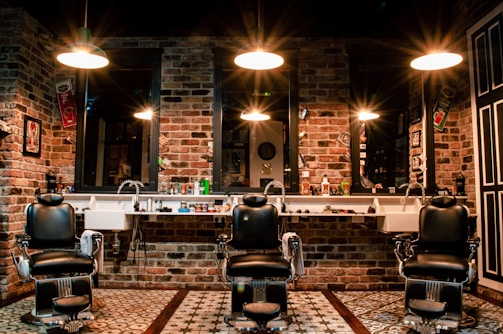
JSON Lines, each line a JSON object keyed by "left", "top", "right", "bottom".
{"left": 377, "top": 198, "right": 422, "bottom": 232}
{"left": 84, "top": 210, "right": 133, "bottom": 231}
{"left": 378, "top": 212, "right": 419, "bottom": 232}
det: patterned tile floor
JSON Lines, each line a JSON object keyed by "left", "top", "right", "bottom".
{"left": 0, "top": 289, "right": 502, "bottom": 333}
{"left": 333, "top": 291, "right": 503, "bottom": 334}
{"left": 162, "top": 290, "right": 354, "bottom": 334}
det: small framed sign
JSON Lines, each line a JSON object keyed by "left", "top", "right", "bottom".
{"left": 412, "top": 154, "right": 421, "bottom": 171}
{"left": 432, "top": 86, "right": 456, "bottom": 131}
{"left": 23, "top": 116, "right": 41, "bottom": 157}
{"left": 412, "top": 130, "right": 421, "bottom": 148}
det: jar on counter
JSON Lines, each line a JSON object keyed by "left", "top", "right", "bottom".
{"left": 341, "top": 181, "right": 350, "bottom": 196}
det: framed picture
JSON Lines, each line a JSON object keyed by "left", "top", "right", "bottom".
{"left": 412, "top": 130, "right": 421, "bottom": 148}
{"left": 23, "top": 116, "right": 41, "bottom": 157}
{"left": 432, "top": 86, "right": 456, "bottom": 131}
{"left": 412, "top": 154, "right": 421, "bottom": 171}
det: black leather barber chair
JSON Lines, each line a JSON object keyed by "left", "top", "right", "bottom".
{"left": 11, "top": 193, "right": 102, "bottom": 333}
{"left": 215, "top": 193, "right": 302, "bottom": 333}
{"left": 394, "top": 196, "right": 479, "bottom": 334}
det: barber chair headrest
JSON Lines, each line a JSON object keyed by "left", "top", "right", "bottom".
{"left": 37, "top": 193, "right": 65, "bottom": 206}
{"left": 242, "top": 193, "right": 268, "bottom": 207}
{"left": 430, "top": 196, "right": 456, "bottom": 208}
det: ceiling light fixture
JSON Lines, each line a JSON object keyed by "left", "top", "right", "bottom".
{"left": 234, "top": 0, "right": 284, "bottom": 70}
{"left": 410, "top": 52, "right": 462, "bottom": 71}
{"left": 358, "top": 111, "right": 379, "bottom": 121}
{"left": 56, "top": 0, "right": 109, "bottom": 69}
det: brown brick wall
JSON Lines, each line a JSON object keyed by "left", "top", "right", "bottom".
{"left": 0, "top": 5, "right": 485, "bottom": 303}
{"left": 86, "top": 215, "right": 400, "bottom": 291}
{"left": 0, "top": 8, "right": 77, "bottom": 301}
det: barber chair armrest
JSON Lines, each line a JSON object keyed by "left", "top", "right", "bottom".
{"left": 91, "top": 234, "right": 103, "bottom": 257}
{"left": 393, "top": 232, "right": 415, "bottom": 241}
{"left": 14, "top": 234, "right": 32, "bottom": 257}
{"left": 15, "top": 233, "right": 31, "bottom": 246}
{"left": 288, "top": 235, "right": 300, "bottom": 249}
{"left": 10, "top": 237, "right": 32, "bottom": 282}
{"left": 467, "top": 236, "right": 480, "bottom": 260}
{"left": 216, "top": 233, "right": 230, "bottom": 260}
{"left": 393, "top": 233, "right": 416, "bottom": 261}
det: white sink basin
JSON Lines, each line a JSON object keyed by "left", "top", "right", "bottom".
{"left": 377, "top": 212, "right": 419, "bottom": 232}
{"left": 377, "top": 198, "right": 422, "bottom": 232}
{"left": 84, "top": 210, "right": 133, "bottom": 231}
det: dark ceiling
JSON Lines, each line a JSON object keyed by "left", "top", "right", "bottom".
{"left": 6, "top": 0, "right": 456, "bottom": 39}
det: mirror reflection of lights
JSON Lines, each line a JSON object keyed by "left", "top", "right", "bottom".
{"left": 241, "top": 108, "right": 270, "bottom": 121}
{"left": 358, "top": 111, "right": 379, "bottom": 121}
{"left": 134, "top": 108, "right": 153, "bottom": 120}
{"left": 410, "top": 52, "right": 462, "bottom": 70}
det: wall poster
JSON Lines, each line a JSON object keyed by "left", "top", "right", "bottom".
{"left": 55, "top": 79, "right": 78, "bottom": 128}
{"left": 23, "top": 116, "right": 41, "bottom": 157}
{"left": 432, "top": 86, "right": 456, "bottom": 131}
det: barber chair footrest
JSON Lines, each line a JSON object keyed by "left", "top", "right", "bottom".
{"left": 52, "top": 294, "right": 90, "bottom": 315}
{"left": 408, "top": 299, "right": 447, "bottom": 319}
{"left": 243, "top": 302, "right": 280, "bottom": 322}
{"left": 241, "top": 302, "right": 284, "bottom": 331}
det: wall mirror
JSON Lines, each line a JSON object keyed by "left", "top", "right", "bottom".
{"left": 349, "top": 48, "right": 412, "bottom": 193}
{"left": 74, "top": 48, "right": 162, "bottom": 193}
{"left": 212, "top": 48, "right": 299, "bottom": 194}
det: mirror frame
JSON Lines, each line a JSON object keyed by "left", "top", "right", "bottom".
{"left": 74, "top": 48, "right": 162, "bottom": 193}
{"left": 348, "top": 45, "right": 415, "bottom": 194}
{"left": 423, "top": 74, "right": 436, "bottom": 193}
{"left": 212, "top": 47, "right": 299, "bottom": 194}
{"left": 350, "top": 70, "right": 437, "bottom": 194}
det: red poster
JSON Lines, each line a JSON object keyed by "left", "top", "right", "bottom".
{"left": 55, "top": 79, "right": 77, "bottom": 128}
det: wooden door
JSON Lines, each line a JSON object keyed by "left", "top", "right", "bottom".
{"left": 467, "top": 3, "right": 503, "bottom": 291}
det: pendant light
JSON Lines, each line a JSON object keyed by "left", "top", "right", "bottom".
{"left": 234, "top": 0, "right": 284, "bottom": 70}
{"left": 56, "top": 0, "right": 109, "bottom": 69}
{"left": 410, "top": 52, "right": 462, "bottom": 71}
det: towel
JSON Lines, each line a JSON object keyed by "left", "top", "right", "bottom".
{"left": 282, "top": 232, "right": 304, "bottom": 278}
{"left": 81, "top": 230, "right": 104, "bottom": 273}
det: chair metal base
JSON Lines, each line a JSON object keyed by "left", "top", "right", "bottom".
{"left": 404, "top": 314, "right": 459, "bottom": 334}
{"left": 21, "top": 308, "right": 93, "bottom": 333}
{"left": 224, "top": 312, "right": 290, "bottom": 333}
{"left": 404, "top": 311, "right": 477, "bottom": 334}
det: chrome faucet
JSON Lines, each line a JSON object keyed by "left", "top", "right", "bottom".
{"left": 264, "top": 180, "right": 286, "bottom": 212}
{"left": 117, "top": 179, "right": 144, "bottom": 211}
{"left": 400, "top": 182, "right": 426, "bottom": 205}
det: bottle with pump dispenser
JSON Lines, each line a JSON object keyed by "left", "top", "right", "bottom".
{"left": 301, "top": 171, "right": 310, "bottom": 195}
{"left": 193, "top": 178, "right": 200, "bottom": 195}
{"left": 321, "top": 175, "right": 330, "bottom": 196}
{"left": 456, "top": 172, "right": 465, "bottom": 196}
{"left": 203, "top": 178, "right": 210, "bottom": 194}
